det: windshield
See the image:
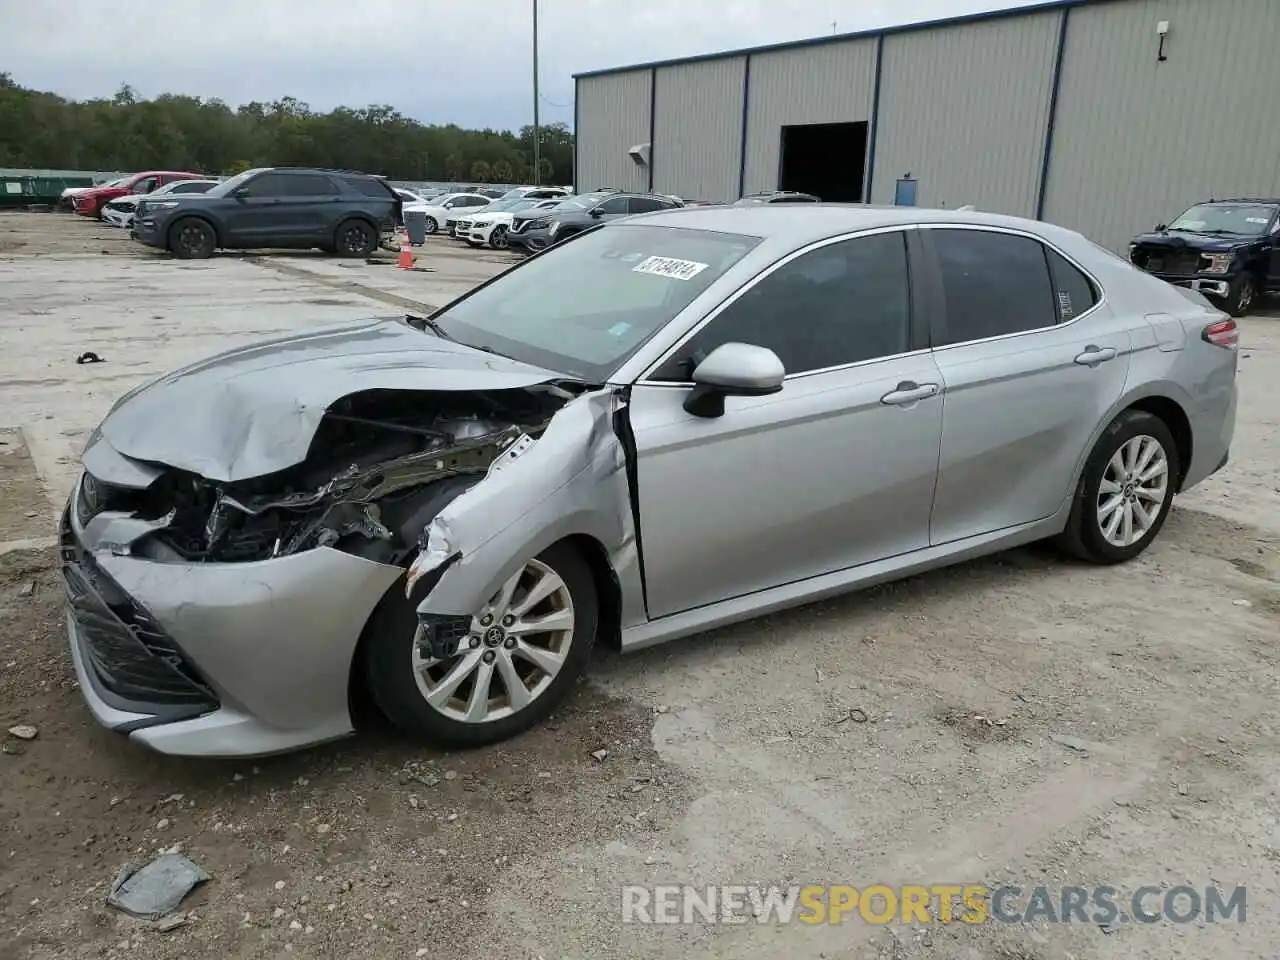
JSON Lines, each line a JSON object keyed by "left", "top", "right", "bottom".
{"left": 479, "top": 198, "right": 527, "bottom": 213}
{"left": 1169, "top": 203, "right": 1276, "bottom": 235}
{"left": 430, "top": 224, "right": 761, "bottom": 382}
{"left": 205, "top": 169, "right": 265, "bottom": 198}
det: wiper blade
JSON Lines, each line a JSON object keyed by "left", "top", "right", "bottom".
{"left": 406, "top": 313, "right": 454, "bottom": 340}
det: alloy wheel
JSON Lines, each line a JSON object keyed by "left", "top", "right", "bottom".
{"left": 340, "top": 223, "right": 371, "bottom": 256}
{"left": 490, "top": 225, "right": 509, "bottom": 249}
{"left": 1096, "top": 434, "right": 1169, "bottom": 548}
{"left": 411, "top": 558, "right": 575, "bottom": 723}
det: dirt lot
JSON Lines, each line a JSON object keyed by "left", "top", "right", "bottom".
{"left": 1, "top": 210, "right": 1279, "bottom": 959}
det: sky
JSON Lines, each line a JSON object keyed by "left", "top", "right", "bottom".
{"left": 0, "top": 0, "right": 1045, "bottom": 132}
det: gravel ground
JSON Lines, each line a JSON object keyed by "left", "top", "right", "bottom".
{"left": 1, "top": 210, "right": 1279, "bottom": 959}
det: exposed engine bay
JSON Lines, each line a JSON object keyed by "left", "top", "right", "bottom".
{"left": 95, "top": 387, "right": 573, "bottom": 564}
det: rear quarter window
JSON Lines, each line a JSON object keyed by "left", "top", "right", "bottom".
{"left": 344, "top": 177, "right": 398, "bottom": 199}
{"left": 1046, "top": 248, "right": 1099, "bottom": 322}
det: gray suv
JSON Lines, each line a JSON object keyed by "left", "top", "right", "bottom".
{"left": 133, "top": 167, "right": 402, "bottom": 259}
{"left": 508, "top": 191, "right": 683, "bottom": 253}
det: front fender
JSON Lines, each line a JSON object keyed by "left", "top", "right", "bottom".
{"left": 414, "top": 389, "right": 639, "bottom": 620}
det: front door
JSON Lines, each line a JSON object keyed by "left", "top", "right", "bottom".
{"left": 628, "top": 229, "right": 944, "bottom": 619}
{"left": 920, "top": 227, "right": 1133, "bottom": 545}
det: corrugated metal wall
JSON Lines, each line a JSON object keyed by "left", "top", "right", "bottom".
{"left": 1043, "top": 0, "right": 1280, "bottom": 252}
{"left": 652, "top": 58, "right": 746, "bottom": 202}
{"left": 869, "top": 10, "right": 1062, "bottom": 215}
{"left": 574, "top": 70, "right": 652, "bottom": 194}
{"left": 742, "top": 40, "right": 878, "bottom": 196}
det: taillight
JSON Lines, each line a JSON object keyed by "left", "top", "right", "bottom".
{"left": 1202, "top": 318, "right": 1239, "bottom": 348}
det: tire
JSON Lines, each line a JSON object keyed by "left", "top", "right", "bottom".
{"left": 334, "top": 218, "right": 376, "bottom": 258}
{"left": 423, "top": 216, "right": 439, "bottom": 236}
{"left": 488, "top": 225, "right": 509, "bottom": 250}
{"left": 168, "top": 217, "right": 216, "bottom": 259}
{"left": 363, "top": 541, "right": 598, "bottom": 747}
{"left": 1054, "top": 409, "right": 1180, "bottom": 565}
{"left": 1223, "top": 274, "right": 1256, "bottom": 318}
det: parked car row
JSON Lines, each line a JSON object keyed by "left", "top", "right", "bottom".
{"left": 102, "top": 178, "right": 222, "bottom": 228}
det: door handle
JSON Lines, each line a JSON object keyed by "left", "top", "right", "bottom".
{"left": 1074, "top": 345, "right": 1117, "bottom": 366}
{"left": 880, "top": 381, "right": 939, "bottom": 406}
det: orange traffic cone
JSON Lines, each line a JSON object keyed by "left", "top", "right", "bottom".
{"left": 397, "top": 226, "right": 414, "bottom": 270}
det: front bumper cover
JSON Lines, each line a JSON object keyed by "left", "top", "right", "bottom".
{"left": 62, "top": 474, "right": 403, "bottom": 757}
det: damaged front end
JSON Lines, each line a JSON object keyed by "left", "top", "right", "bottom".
{"left": 90, "top": 386, "right": 574, "bottom": 566}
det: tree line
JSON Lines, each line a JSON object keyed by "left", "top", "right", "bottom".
{"left": 0, "top": 74, "right": 574, "bottom": 185}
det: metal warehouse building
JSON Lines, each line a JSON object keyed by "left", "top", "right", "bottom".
{"left": 571, "top": 0, "right": 1280, "bottom": 252}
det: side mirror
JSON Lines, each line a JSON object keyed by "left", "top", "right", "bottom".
{"left": 1155, "top": 223, "right": 1167, "bottom": 231}
{"left": 589, "top": 208, "right": 604, "bottom": 218}
{"left": 231, "top": 187, "right": 250, "bottom": 198}
{"left": 683, "top": 343, "right": 785, "bottom": 418}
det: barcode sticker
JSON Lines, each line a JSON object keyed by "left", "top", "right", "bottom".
{"left": 632, "top": 256, "right": 709, "bottom": 281}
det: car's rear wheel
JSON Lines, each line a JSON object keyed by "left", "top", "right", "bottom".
{"left": 1055, "top": 409, "right": 1178, "bottom": 565}
{"left": 423, "top": 216, "right": 439, "bottom": 235}
{"left": 1224, "top": 274, "right": 1256, "bottom": 318}
{"left": 168, "top": 217, "right": 216, "bottom": 259}
{"left": 334, "top": 218, "right": 376, "bottom": 258}
{"left": 363, "top": 542, "right": 598, "bottom": 747}
{"left": 489, "top": 225, "right": 509, "bottom": 249}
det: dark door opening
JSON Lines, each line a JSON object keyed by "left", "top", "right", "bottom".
{"left": 777, "top": 121, "right": 868, "bottom": 203}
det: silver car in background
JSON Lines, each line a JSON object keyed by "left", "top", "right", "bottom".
{"left": 63, "top": 206, "right": 1237, "bottom": 757}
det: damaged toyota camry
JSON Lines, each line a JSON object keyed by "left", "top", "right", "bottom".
{"left": 63, "top": 205, "right": 1237, "bottom": 757}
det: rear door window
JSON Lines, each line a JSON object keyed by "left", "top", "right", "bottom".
{"left": 932, "top": 229, "right": 1057, "bottom": 345}
{"left": 278, "top": 174, "right": 340, "bottom": 196}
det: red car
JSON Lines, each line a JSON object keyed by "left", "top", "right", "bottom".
{"left": 73, "top": 170, "right": 204, "bottom": 218}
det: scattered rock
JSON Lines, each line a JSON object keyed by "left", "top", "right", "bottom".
{"left": 1232, "top": 599, "right": 1252, "bottom": 608}
{"left": 155, "top": 819, "right": 170, "bottom": 831}
{"left": 1, "top": 742, "right": 24, "bottom": 756}
{"left": 273, "top": 908, "right": 285, "bottom": 919}
{"left": 161, "top": 794, "right": 184, "bottom": 805}
{"left": 274, "top": 880, "right": 286, "bottom": 891}
{"left": 408, "top": 796, "right": 420, "bottom": 810}
{"left": 289, "top": 919, "right": 303, "bottom": 931}
{"left": 591, "top": 749, "right": 609, "bottom": 762}
{"left": 654, "top": 705, "right": 669, "bottom": 715}
{"left": 1049, "top": 733, "right": 1090, "bottom": 753}
{"left": 316, "top": 823, "right": 332, "bottom": 835}
{"left": 444, "top": 770, "right": 458, "bottom": 781}
{"left": 18, "top": 581, "right": 35, "bottom": 596}
{"left": 8, "top": 725, "right": 38, "bottom": 741}
{"left": 153, "top": 913, "right": 188, "bottom": 933}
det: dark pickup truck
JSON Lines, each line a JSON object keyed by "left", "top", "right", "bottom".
{"left": 1128, "top": 198, "right": 1280, "bottom": 316}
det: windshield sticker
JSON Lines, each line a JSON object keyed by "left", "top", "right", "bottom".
{"left": 1246, "top": 217, "right": 1269, "bottom": 224}
{"left": 633, "top": 256, "right": 710, "bottom": 281}
{"left": 608, "top": 322, "right": 632, "bottom": 337}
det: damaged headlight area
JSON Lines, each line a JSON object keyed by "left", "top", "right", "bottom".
{"left": 101, "top": 387, "right": 568, "bottom": 564}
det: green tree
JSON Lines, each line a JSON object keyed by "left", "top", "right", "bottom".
{"left": 0, "top": 75, "right": 575, "bottom": 185}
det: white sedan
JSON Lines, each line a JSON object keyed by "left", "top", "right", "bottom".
{"left": 102, "top": 179, "right": 220, "bottom": 228}
{"left": 403, "top": 193, "right": 494, "bottom": 235}
{"left": 459, "top": 198, "right": 563, "bottom": 249}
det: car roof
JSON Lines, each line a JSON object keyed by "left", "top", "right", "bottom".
{"left": 621, "top": 203, "right": 1088, "bottom": 247}
{"left": 1196, "top": 198, "right": 1280, "bottom": 205}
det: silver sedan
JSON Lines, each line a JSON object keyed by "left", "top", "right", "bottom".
{"left": 63, "top": 205, "right": 1238, "bottom": 757}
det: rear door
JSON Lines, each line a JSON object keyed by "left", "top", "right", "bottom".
{"left": 278, "top": 173, "right": 343, "bottom": 240}
{"left": 1268, "top": 214, "right": 1280, "bottom": 292}
{"left": 919, "top": 226, "right": 1131, "bottom": 545}
{"left": 627, "top": 196, "right": 674, "bottom": 215}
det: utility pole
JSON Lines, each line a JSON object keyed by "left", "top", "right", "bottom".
{"left": 532, "top": 0, "right": 542, "bottom": 185}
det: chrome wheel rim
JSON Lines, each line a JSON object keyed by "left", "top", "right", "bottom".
{"left": 1096, "top": 434, "right": 1169, "bottom": 548}
{"left": 1238, "top": 278, "right": 1254, "bottom": 314}
{"left": 423, "top": 217, "right": 438, "bottom": 235}
{"left": 340, "top": 224, "right": 369, "bottom": 254}
{"left": 411, "top": 558, "right": 574, "bottom": 723}
{"left": 490, "top": 226, "right": 508, "bottom": 249}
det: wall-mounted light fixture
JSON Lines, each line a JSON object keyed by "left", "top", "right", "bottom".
{"left": 1156, "top": 20, "right": 1170, "bottom": 62}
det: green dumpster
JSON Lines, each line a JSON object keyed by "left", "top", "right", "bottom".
{"left": 0, "top": 176, "right": 35, "bottom": 209}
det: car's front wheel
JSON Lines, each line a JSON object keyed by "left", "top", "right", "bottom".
{"left": 334, "top": 218, "right": 376, "bottom": 258}
{"left": 1055, "top": 409, "right": 1178, "bottom": 564}
{"left": 168, "top": 217, "right": 217, "bottom": 259}
{"left": 363, "top": 542, "right": 598, "bottom": 747}
{"left": 423, "top": 216, "right": 439, "bottom": 235}
{"left": 1223, "top": 274, "right": 1256, "bottom": 318}
{"left": 488, "top": 225, "right": 509, "bottom": 249}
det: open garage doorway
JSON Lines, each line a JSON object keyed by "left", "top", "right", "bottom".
{"left": 778, "top": 121, "right": 868, "bottom": 202}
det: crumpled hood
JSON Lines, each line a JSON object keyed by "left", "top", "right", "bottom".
{"left": 95, "top": 316, "right": 567, "bottom": 483}
{"left": 1132, "top": 230, "right": 1251, "bottom": 253}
